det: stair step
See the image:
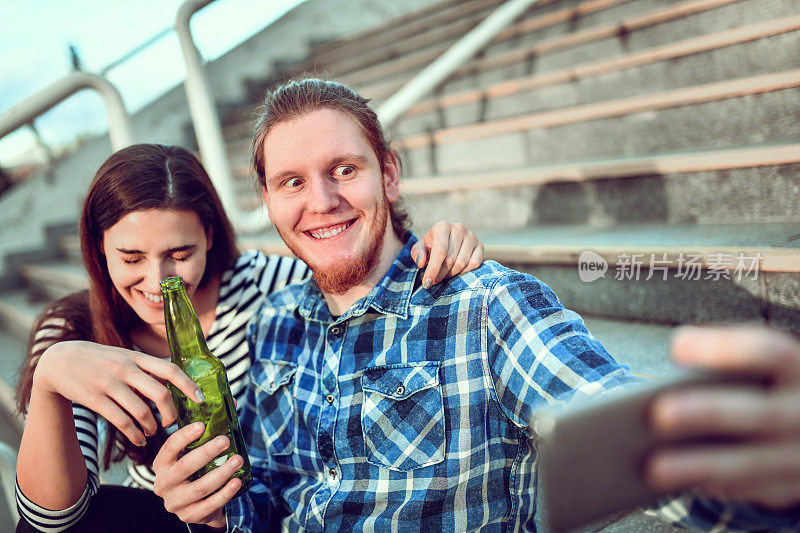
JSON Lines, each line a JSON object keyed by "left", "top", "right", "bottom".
{"left": 338, "top": 0, "right": 650, "bottom": 88}
{"left": 360, "top": 0, "right": 792, "bottom": 103}
{"left": 0, "top": 327, "right": 28, "bottom": 440}
{"left": 439, "top": 0, "right": 779, "bottom": 94}
{"left": 581, "top": 315, "right": 676, "bottom": 378}
{"left": 316, "top": 3, "right": 490, "bottom": 77}
{"left": 403, "top": 142, "right": 800, "bottom": 229}
{"left": 308, "top": 0, "right": 502, "bottom": 66}
{"left": 394, "top": 24, "right": 800, "bottom": 135}
{"left": 474, "top": 222, "right": 799, "bottom": 330}
{"left": 18, "top": 260, "right": 88, "bottom": 301}
{"left": 399, "top": 86, "right": 800, "bottom": 176}
{"left": 0, "top": 290, "right": 42, "bottom": 342}
{"left": 353, "top": 0, "right": 775, "bottom": 96}
{"left": 56, "top": 234, "right": 82, "bottom": 262}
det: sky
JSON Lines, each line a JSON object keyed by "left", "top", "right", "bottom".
{"left": 0, "top": 0, "right": 304, "bottom": 166}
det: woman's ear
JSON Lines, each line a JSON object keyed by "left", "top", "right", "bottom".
{"left": 206, "top": 226, "right": 214, "bottom": 251}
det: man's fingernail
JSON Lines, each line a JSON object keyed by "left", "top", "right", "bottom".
{"left": 139, "top": 438, "right": 147, "bottom": 447}
{"left": 231, "top": 455, "right": 244, "bottom": 469}
{"left": 415, "top": 252, "right": 423, "bottom": 265}
{"left": 195, "top": 390, "right": 206, "bottom": 402}
{"left": 423, "top": 278, "right": 432, "bottom": 289}
{"left": 194, "top": 422, "right": 205, "bottom": 432}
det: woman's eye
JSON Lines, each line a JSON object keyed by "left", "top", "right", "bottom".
{"left": 172, "top": 254, "right": 190, "bottom": 262}
{"left": 333, "top": 165, "right": 355, "bottom": 177}
{"left": 285, "top": 177, "right": 304, "bottom": 189}
{"left": 122, "top": 257, "right": 141, "bottom": 265}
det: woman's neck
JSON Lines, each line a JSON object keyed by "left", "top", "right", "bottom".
{"left": 131, "top": 275, "right": 221, "bottom": 357}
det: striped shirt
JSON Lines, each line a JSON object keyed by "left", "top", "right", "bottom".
{"left": 17, "top": 251, "right": 308, "bottom": 532}
{"left": 230, "top": 235, "right": 800, "bottom": 532}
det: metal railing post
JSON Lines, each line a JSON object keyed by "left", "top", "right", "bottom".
{"left": 175, "top": 0, "right": 268, "bottom": 233}
{"left": 0, "top": 71, "right": 133, "bottom": 151}
{"left": 377, "top": 0, "right": 541, "bottom": 128}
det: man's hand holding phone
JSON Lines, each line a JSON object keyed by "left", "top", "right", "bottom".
{"left": 646, "top": 325, "right": 800, "bottom": 509}
{"left": 536, "top": 325, "right": 800, "bottom": 531}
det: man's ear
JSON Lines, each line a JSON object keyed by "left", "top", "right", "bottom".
{"left": 261, "top": 186, "right": 276, "bottom": 224}
{"left": 206, "top": 226, "right": 214, "bottom": 251}
{"left": 383, "top": 153, "right": 400, "bottom": 203}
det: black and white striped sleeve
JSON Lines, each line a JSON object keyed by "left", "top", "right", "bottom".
{"left": 15, "top": 319, "right": 101, "bottom": 531}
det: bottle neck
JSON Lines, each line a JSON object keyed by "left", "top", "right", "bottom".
{"left": 162, "top": 283, "right": 210, "bottom": 364}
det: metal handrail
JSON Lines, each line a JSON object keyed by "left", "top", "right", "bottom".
{"left": 100, "top": 26, "right": 174, "bottom": 76}
{"left": 0, "top": 71, "right": 134, "bottom": 151}
{"left": 176, "top": 0, "right": 268, "bottom": 234}
{"left": 377, "top": 0, "right": 542, "bottom": 127}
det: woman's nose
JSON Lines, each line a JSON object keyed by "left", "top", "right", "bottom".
{"left": 147, "top": 261, "right": 176, "bottom": 288}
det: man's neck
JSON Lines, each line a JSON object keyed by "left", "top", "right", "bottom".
{"left": 322, "top": 233, "right": 404, "bottom": 316}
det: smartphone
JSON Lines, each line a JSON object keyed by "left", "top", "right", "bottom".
{"left": 533, "top": 369, "right": 769, "bottom": 532}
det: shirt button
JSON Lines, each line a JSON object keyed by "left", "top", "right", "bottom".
{"left": 330, "top": 326, "right": 341, "bottom": 335}
{"left": 329, "top": 468, "right": 337, "bottom": 479}
{"left": 395, "top": 386, "right": 405, "bottom": 396}
{"left": 325, "top": 394, "right": 335, "bottom": 404}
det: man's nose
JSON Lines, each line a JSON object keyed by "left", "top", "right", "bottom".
{"left": 306, "top": 177, "right": 341, "bottom": 213}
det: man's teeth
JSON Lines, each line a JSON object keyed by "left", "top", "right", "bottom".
{"left": 142, "top": 291, "right": 163, "bottom": 303}
{"left": 310, "top": 223, "right": 350, "bottom": 240}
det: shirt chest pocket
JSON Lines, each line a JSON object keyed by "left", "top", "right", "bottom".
{"left": 253, "top": 360, "right": 297, "bottom": 456}
{"left": 361, "top": 362, "right": 445, "bottom": 471}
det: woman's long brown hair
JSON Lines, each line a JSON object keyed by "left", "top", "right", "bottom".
{"left": 16, "top": 144, "right": 238, "bottom": 468}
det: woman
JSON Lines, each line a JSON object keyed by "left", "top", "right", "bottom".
{"left": 14, "top": 144, "right": 484, "bottom": 532}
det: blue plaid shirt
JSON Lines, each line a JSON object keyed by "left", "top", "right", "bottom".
{"left": 228, "top": 236, "right": 800, "bottom": 532}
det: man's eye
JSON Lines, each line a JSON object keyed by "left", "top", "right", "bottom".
{"left": 285, "top": 177, "right": 304, "bottom": 188}
{"left": 333, "top": 165, "right": 355, "bottom": 177}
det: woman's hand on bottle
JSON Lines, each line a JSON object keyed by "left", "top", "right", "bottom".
{"left": 411, "top": 221, "right": 485, "bottom": 288}
{"left": 152, "top": 422, "right": 240, "bottom": 529}
{"left": 35, "top": 340, "right": 203, "bottom": 446}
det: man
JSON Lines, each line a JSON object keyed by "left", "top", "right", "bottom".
{"left": 152, "top": 79, "right": 800, "bottom": 531}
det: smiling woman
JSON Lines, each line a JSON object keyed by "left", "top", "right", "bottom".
{"left": 102, "top": 209, "right": 214, "bottom": 340}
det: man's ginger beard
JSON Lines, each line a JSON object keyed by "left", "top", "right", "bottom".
{"left": 278, "top": 193, "right": 389, "bottom": 295}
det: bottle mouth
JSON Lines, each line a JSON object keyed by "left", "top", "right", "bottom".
{"left": 160, "top": 275, "right": 184, "bottom": 293}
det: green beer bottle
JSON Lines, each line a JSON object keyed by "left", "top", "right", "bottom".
{"left": 160, "top": 275, "right": 252, "bottom": 496}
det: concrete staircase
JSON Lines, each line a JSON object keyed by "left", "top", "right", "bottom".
{"left": 1, "top": 0, "right": 798, "bottom": 529}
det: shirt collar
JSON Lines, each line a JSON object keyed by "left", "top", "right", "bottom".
{"left": 295, "top": 232, "right": 420, "bottom": 324}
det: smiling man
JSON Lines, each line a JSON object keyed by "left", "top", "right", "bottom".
{"left": 256, "top": 106, "right": 403, "bottom": 312}
{"left": 153, "top": 79, "right": 800, "bottom": 532}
